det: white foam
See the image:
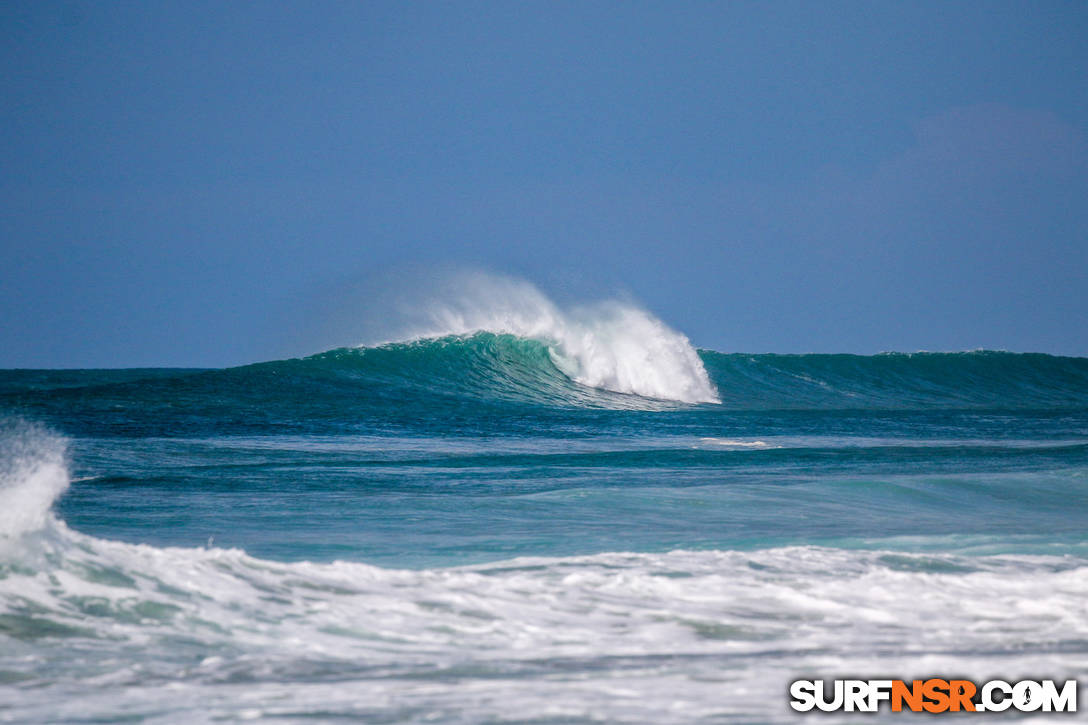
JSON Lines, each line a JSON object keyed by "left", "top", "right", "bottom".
{"left": 0, "top": 422, "right": 68, "bottom": 540}
{"left": 698, "top": 437, "right": 773, "bottom": 448}
{"left": 3, "top": 533, "right": 1086, "bottom": 724}
{"left": 390, "top": 272, "right": 720, "bottom": 404}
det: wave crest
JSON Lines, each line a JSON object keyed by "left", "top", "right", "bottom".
{"left": 0, "top": 421, "right": 68, "bottom": 541}
{"left": 389, "top": 273, "right": 719, "bottom": 404}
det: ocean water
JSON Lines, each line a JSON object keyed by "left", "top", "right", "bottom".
{"left": 2, "top": 294, "right": 1088, "bottom": 723}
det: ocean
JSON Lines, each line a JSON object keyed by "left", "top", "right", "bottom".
{"left": 2, "top": 295, "right": 1087, "bottom": 723}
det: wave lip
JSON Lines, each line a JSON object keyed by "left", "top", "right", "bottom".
{"left": 385, "top": 273, "right": 720, "bottom": 404}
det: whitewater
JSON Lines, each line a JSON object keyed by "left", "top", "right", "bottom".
{"left": 2, "top": 281, "right": 1087, "bottom": 722}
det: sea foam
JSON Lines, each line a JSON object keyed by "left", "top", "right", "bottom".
{"left": 0, "top": 421, "right": 68, "bottom": 541}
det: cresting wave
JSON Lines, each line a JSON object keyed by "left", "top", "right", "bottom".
{"left": 0, "top": 421, "right": 68, "bottom": 540}
{"left": 381, "top": 273, "right": 720, "bottom": 404}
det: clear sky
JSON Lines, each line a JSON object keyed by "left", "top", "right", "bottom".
{"left": 2, "top": 1, "right": 1087, "bottom": 367}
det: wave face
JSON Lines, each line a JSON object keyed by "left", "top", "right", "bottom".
{"left": 1, "top": 429, "right": 1086, "bottom": 723}
{"left": 308, "top": 332, "right": 676, "bottom": 408}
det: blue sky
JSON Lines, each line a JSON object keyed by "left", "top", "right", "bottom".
{"left": 2, "top": 1, "right": 1086, "bottom": 367}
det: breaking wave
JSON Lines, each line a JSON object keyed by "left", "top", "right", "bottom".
{"left": 386, "top": 273, "right": 720, "bottom": 404}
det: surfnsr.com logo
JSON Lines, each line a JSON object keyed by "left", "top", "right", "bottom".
{"left": 789, "top": 679, "right": 1078, "bottom": 713}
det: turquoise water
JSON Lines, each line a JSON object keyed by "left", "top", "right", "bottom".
{"left": 2, "top": 326, "right": 1087, "bottom": 722}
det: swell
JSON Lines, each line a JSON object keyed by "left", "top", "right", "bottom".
{"left": 700, "top": 350, "right": 1088, "bottom": 409}
{"left": 3, "top": 346, "right": 1087, "bottom": 426}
